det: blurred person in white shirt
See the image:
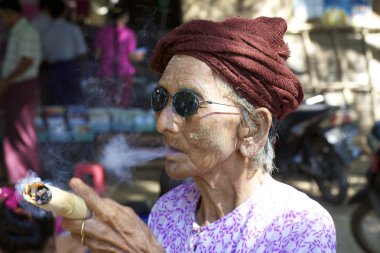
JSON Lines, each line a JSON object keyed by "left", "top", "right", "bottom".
{"left": 32, "top": 0, "right": 52, "bottom": 105}
{"left": 0, "top": 0, "right": 41, "bottom": 184}
{"left": 31, "top": 0, "right": 51, "bottom": 37}
{"left": 42, "top": 0, "right": 88, "bottom": 105}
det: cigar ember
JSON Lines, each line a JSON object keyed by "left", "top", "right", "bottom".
{"left": 22, "top": 182, "right": 91, "bottom": 219}
{"left": 23, "top": 182, "right": 52, "bottom": 205}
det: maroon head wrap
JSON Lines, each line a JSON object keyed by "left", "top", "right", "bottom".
{"left": 149, "top": 16, "right": 304, "bottom": 120}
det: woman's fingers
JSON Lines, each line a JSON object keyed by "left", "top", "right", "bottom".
{"left": 69, "top": 178, "right": 104, "bottom": 214}
{"left": 69, "top": 178, "right": 122, "bottom": 219}
{"left": 61, "top": 218, "right": 82, "bottom": 235}
{"left": 61, "top": 218, "right": 81, "bottom": 232}
{"left": 68, "top": 178, "right": 133, "bottom": 230}
{"left": 65, "top": 178, "right": 163, "bottom": 252}
{"left": 62, "top": 216, "right": 129, "bottom": 252}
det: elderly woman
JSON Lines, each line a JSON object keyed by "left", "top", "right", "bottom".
{"left": 62, "top": 17, "right": 336, "bottom": 252}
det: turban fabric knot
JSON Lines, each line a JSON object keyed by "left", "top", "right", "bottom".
{"left": 150, "top": 16, "right": 304, "bottom": 120}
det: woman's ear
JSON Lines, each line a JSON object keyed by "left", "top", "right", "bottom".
{"left": 253, "top": 107, "right": 272, "bottom": 147}
{"left": 238, "top": 127, "right": 256, "bottom": 157}
{"left": 238, "top": 107, "right": 272, "bottom": 157}
{"left": 239, "top": 136, "right": 256, "bottom": 157}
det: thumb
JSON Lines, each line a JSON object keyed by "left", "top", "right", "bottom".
{"left": 69, "top": 177, "right": 103, "bottom": 214}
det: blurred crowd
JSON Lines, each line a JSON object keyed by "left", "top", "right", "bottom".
{"left": 0, "top": 0, "right": 151, "bottom": 252}
{"left": 35, "top": 0, "right": 146, "bottom": 107}
{"left": 0, "top": 0, "right": 149, "bottom": 184}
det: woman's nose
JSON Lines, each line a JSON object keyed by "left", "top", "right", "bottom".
{"left": 155, "top": 103, "right": 180, "bottom": 134}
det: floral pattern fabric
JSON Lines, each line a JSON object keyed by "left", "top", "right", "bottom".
{"left": 148, "top": 175, "right": 336, "bottom": 253}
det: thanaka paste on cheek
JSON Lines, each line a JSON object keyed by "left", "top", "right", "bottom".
{"left": 187, "top": 117, "right": 237, "bottom": 150}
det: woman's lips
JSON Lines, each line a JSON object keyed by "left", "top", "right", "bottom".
{"left": 165, "top": 146, "right": 183, "bottom": 160}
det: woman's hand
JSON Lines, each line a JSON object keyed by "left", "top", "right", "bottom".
{"left": 62, "top": 178, "right": 164, "bottom": 253}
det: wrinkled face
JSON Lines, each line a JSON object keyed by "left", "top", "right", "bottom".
{"left": 155, "top": 55, "right": 242, "bottom": 180}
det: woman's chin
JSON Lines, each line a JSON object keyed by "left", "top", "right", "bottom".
{"left": 164, "top": 162, "right": 191, "bottom": 180}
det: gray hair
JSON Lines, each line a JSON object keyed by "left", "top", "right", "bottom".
{"left": 214, "top": 76, "right": 276, "bottom": 174}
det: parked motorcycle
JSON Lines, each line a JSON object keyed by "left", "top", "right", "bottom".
{"left": 274, "top": 94, "right": 362, "bottom": 204}
{"left": 349, "top": 121, "right": 380, "bottom": 253}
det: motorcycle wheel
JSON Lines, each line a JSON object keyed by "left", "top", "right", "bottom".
{"left": 351, "top": 202, "right": 380, "bottom": 253}
{"left": 309, "top": 137, "right": 349, "bottom": 204}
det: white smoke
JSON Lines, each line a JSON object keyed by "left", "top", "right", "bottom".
{"left": 99, "top": 135, "right": 166, "bottom": 182}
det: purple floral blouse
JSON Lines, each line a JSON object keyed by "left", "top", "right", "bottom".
{"left": 148, "top": 175, "right": 336, "bottom": 252}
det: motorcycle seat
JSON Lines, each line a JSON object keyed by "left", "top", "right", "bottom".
{"left": 276, "top": 104, "right": 336, "bottom": 136}
{"left": 297, "top": 103, "right": 332, "bottom": 112}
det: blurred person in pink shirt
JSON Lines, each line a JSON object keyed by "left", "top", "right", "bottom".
{"left": 94, "top": 3, "right": 143, "bottom": 108}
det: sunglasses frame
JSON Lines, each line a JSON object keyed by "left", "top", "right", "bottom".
{"left": 151, "top": 86, "right": 239, "bottom": 118}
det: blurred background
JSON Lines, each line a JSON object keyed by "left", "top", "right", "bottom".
{"left": 0, "top": 0, "right": 379, "bottom": 252}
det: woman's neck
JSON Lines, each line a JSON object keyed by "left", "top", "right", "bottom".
{"left": 194, "top": 160, "right": 267, "bottom": 226}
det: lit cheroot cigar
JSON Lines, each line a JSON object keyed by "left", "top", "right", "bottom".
{"left": 23, "top": 182, "right": 91, "bottom": 219}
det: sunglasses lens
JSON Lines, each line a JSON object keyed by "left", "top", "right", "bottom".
{"left": 151, "top": 87, "right": 168, "bottom": 112}
{"left": 173, "top": 91, "right": 199, "bottom": 117}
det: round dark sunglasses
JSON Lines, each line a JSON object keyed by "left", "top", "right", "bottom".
{"left": 150, "top": 86, "right": 238, "bottom": 118}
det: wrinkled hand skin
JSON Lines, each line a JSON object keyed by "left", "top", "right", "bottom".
{"left": 62, "top": 178, "right": 165, "bottom": 253}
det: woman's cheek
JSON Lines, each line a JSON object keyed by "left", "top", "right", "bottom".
{"left": 186, "top": 125, "right": 220, "bottom": 149}
{"left": 187, "top": 117, "right": 237, "bottom": 149}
